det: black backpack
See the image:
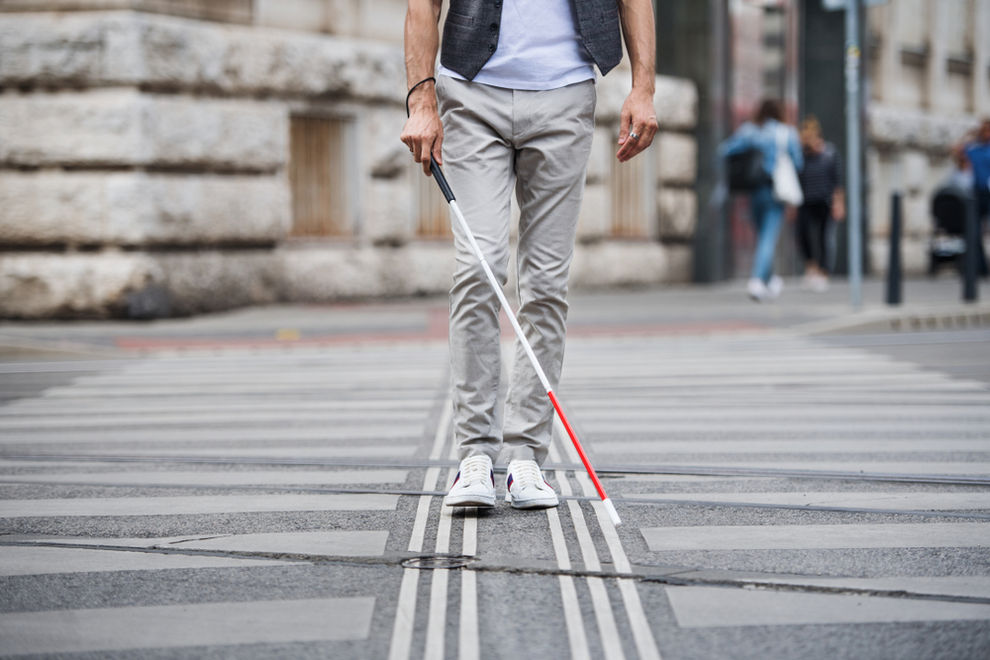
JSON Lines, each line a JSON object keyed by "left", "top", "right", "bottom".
{"left": 727, "top": 148, "right": 770, "bottom": 192}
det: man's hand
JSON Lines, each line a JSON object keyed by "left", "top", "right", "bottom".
{"left": 401, "top": 81, "right": 443, "bottom": 176}
{"left": 616, "top": 0, "right": 658, "bottom": 163}
{"left": 616, "top": 88, "right": 658, "bottom": 163}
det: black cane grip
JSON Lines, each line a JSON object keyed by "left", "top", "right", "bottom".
{"left": 430, "top": 158, "right": 456, "bottom": 202}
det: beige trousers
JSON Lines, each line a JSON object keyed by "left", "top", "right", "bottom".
{"left": 436, "top": 75, "right": 596, "bottom": 465}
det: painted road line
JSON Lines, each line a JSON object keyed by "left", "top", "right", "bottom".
{"left": 664, "top": 586, "right": 990, "bottom": 628}
{"left": 4, "top": 531, "right": 389, "bottom": 558}
{"left": 38, "top": 383, "right": 438, "bottom": 398}
{"left": 564, "top": 390, "right": 990, "bottom": 404}
{"left": 554, "top": 405, "right": 990, "bottom": 420}
{"left": 459, "top": 510, "right": 480, "bottom": 660}
{"left": 388, "top": 402, "right": 452, "bottom": 660}
{"left": 641, "top": 522, "right": 990, "bottom": 552}
{"left": 34, "top": 446, "right": 418, "bottom": 460}
{"left": 560, "top": 437, "right": 662, "bottom": 660}
{"left": 0, "top": 427, "right": 418, "bottom": 443}
{"left": 161, "top": 530, "right": 390, "bottom": 556}
{"left": 0, "top": 545, "right": 297, "bottom": 577}
{"left": 0, "top": 411, "right": 426, "bottom": 430}
{"left": 0, "top": 398, "right": 434, "bottom": 415}
{"left": 0, "top": 494, "right": 398, "bottom": 518}
{"left": 592, "top": 439, "right": 990, "bottom": 454}
{"left": 0, "top": 470, "right": 410, "bottom": 487}
{"left": 424, "top": 462, "right": 456, "bottom": 660}
{"left": 546, "top": 505, "right": 591, "bottom": 660}
{"left": 576, "top": 420, "right": 990, "bottom": 434}
{"left": 551, "top": 444, "right": 625, "bottom": 660}
{"left": 623, "top": 461, "right": 990, "bottom": 476}
{"left": 0, "top": 598, "right": 375, "bottom": 655}
{"left": 631, "top": 491, "right": 990, "bottom": 511}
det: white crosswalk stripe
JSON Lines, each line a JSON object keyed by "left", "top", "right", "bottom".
{"left": 556, "top": 332, "right": 990, "bottom": 635}
{"left": 0, "top": 344, "right": 445, "bottom": 657}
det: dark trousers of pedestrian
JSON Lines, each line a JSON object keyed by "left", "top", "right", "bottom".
{"left": 797, "top": 201, "right": 831, "bottom": 272}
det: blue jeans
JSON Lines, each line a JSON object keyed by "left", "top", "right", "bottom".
{"left": 749, "top": 186, "right": 785, "bottom": 282}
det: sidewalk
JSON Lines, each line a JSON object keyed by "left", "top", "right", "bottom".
{"left": 0, "top": 276, "right": 987, "bottom": 359}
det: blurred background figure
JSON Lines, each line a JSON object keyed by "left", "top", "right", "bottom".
{"left": 796, "top": 115, "right": 844, "bottom": 293}
{"left": 962, "top": 118, "right": 990, "bottom": 277}
{"left": 721, "top": 99, "right": 803, "bottom": 302}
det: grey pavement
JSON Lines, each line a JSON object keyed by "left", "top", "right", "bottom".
{"left": 1, "top": 275, "right": 989, "bottom": 659}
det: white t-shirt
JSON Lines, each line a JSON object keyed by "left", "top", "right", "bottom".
{"left": 438, "top": 0, "right": 596, "bottom": 91}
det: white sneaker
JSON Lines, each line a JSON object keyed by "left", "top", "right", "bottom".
{"left": 504, "top": 459, "right": 559, "bottom": 509}
{"left": 767, "top": 275, "right": 784, "bottom": 299}
{"left": 747, "top": 278, "right": 768, "bottom": 301}
{"left": 445, "top": 455, "right": 495, "bottom": 508}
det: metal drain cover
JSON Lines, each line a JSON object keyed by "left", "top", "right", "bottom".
{"left": 402, "top": 554, "right": 474, "bottom": 570}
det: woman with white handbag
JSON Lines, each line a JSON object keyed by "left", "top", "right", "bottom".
{"left": 721, "top": 99, "right": 804, "bottom": 301}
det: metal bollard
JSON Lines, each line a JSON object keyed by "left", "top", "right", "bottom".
{"left": 963, "top": 190, "right": 979, "bottom": 303}
{"left": 886, "top": 192, "right": 902, "bottom": 305}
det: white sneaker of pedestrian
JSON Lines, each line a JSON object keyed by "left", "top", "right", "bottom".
{"left": 445, "top": 455, "right": 496, "bottom": 507}
{"left": 504, "top": 459, "right": 559, "bottom": 509}
{"left": 801, "top": 274, "right": 829, "bottom": 293}
{"left": 767, "top": 275, "right": 784, "bottom": 299}
{"left": 747, "top": 278, "right": 768, "bottom": 302}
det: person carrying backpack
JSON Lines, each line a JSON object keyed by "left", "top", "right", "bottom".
{"left": 721, "top": 99, "right": 804, "bottom": 301}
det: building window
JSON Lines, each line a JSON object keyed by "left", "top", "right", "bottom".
{"left": 610, "top": 154, "right": 650, "bottom": 238}
{"left": 415, "top": 170, "right": 451, "bottom": 238}
{"left": 289, "top": 116, "right": 352, "bottom": 238}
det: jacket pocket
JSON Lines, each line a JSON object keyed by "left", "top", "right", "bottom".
{"left": 445, "top": 11, "right": 474, "bottom": 27}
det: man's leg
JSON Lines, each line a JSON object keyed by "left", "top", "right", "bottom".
{"left": 501, "top": 80, "right": 597, "bottom": 467}
{"left": 437, "top": 76, "right": 516, "bottom": 464}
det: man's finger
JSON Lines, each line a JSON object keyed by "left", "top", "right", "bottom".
{"left": 431, "top": 135, "right": 443, "bottom": 167}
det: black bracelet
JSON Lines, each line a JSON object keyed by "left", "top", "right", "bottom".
{"left": 405, "top": 76, "right": 436, "bottom": 117}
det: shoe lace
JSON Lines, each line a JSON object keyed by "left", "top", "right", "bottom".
{"left": 460, "top": 456, "right": 491, "bottom": 484}
{"left": 509, "top": 461, "right": 543, "bottom": 488}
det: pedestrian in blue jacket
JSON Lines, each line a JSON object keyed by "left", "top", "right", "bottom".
{"left": 721, "top": 99, "right": 804, "bottom": 301}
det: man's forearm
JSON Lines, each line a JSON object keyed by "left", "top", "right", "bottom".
{"left": 405, "top": 0, "right": 442, "bottom": 92}
{"left": 618, "top": 0, "right": 656, "bottom": 94}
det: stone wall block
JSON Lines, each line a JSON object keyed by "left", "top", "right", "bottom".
{"left": 364, "top": 106, "right": 411, "bottom": 179}
{"left": 0, "top": 12, "right": 405, "bottom": 100}
{"left": 0, "top": 90, "right": 287, "bottom": 169}
{"left": 656, "top": 132, "right": 697, "bottom": 185}
{"left": 571, "top": 242, "right": 666, "bottom": 289}
{"left": 868, "top": 104, "right": 979, "bottom": 151}
{"left": 0, "top": 172, "right": 107, "bottom": 245}
{"left": 0, "top": 251, "right": 165, "bottom": 318}
{"left": 105, "top": 174, "right": 291, "bottom": 245}
{"left": 596, "top": 75, "right": 697, "bottom": 131}
{"left": 0, "top": 172, "right": 290, "bottom": 246}
{"left": 140, "top": 95, "right": 288, "bottom": 170}
{"left": 585, "top": 127, "right": 612, "bottom": 185}
{"left": 281, "top": 246, "right": 384, "bottom": 301}
{"left": 657, "top": 188, "right": 698, "bottom": 240}
{"left": 577, "top": 184, "right": 609, "bottom": 242}
{"left": 363, "top": 179, "right": 414, "bottom": 246}
{"left": 154, "top": 250, "right": 282, "bottom": 315}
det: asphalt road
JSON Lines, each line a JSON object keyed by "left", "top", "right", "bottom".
{"left": 1, "top": 279, "right": 989, "bottom": 659}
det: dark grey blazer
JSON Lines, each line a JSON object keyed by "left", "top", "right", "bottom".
{"left": 439, "top": 0, "right": 623, "bottom": 80}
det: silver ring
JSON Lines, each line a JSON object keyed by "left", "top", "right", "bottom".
{"left": 629, "top": 132, "right": 639, "bottom": 140}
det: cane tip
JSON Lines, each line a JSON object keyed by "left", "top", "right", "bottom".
{"left": 603, "top": 497, "right": 621, "bottom": 526}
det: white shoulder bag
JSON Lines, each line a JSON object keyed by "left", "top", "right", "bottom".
{"left": 772, "top": 124, "right": 803, "bottom": 206}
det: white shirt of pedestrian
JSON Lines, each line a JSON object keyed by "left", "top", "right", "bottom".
{"left": 438, "top": 0, "right": 595, "bottom": 91}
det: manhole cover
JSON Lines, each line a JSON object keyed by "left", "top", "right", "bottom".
{"left": 402, "top": 554, "right": 474, "bottom": 570}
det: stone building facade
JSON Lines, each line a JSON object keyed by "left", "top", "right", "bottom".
{"left": 0, "top": 0, "right": 698, "bottom": 318}
{"left": 865, "top": 0, "right": 990, "bottom": 274}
